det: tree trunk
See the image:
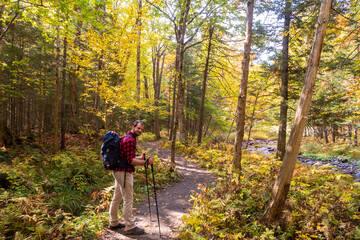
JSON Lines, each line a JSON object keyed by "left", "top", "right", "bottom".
{"left": 53, "top": 29, "right": 61, "bottom": 152}
{"left": 197, "top": 25, "right": 214, "bottom": 144}
{"left": 176, "top": 46, "right": 186, "bottom": 141}
{"left": 136, "top": 0, "right": 142, "bottom": 119}
{"left": 203, "top": 115, "right": 213, "bottom": 138}
{"left": 348, "top": 124, "right": 352, "bottom": 144}
{"left": 324, "top": 127, "right": 329, "bottom": 144}
{"left": 144, "top": 75, "right": 149, "bottom": 99}
{"left": 233, "top": 0, "right": 255, "bottom": 172}
{"left": 171, "top": 0, "right": 191, "bottom": 167}
{"left": 169, "top": 73, "right": 177, "bottom": 141}
{"left": 154, "top": 51, "right": 165, "bottom": 140}
{"left": 354, "top": 122, "right": 358, "bottom": 146}
{"left": 226, "top": 119, "right": 234, "bottom": 143}
{"left": 263, "top": 0, "right": 331, "bottom": 221}
{"left": 26, "top": 92, "right": 31, "bottom": 136}
{"left": 276, "top": 0, "right": 291, "bottom": 160}
{"left": 60, "top": 36, "right": 67, "bottom": 150}
{"left": 94, "top": 56, "right": 103, "bottom": 136}
{"left": 0, "top": 11, "right": 4, "bottom": 145}
{"left": 332, "top": 125, "right": 337, "bottom": 143}
{"left": 246, "top": 92, "right": 260, "bottom": 149}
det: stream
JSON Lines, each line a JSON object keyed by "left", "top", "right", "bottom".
{"left": 245, "top": 140, "right": 360, "bottom": 182}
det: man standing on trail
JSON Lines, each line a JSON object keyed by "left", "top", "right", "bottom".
{"left": 109, "top": 120, "right": 154, "bottom": 235}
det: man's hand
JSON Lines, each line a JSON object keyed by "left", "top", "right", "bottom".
{"left": 147, "top": 157, "right": 155, "bottom": 165}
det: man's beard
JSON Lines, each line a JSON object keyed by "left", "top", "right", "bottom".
{"left": 132, "top": 130, "right": 140, "bottom": 137}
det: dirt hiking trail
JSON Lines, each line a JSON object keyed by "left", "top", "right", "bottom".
{"left": 99, "top": 141, "right": 216, "bottom": 239}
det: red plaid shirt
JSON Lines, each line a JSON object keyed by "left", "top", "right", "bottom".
{"left": 115, "top": 131, "right": 136, "bottom": 173}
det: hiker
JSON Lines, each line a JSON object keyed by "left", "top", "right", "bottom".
{"left": 109, "top": 120, "right": 155, "bottom": 235}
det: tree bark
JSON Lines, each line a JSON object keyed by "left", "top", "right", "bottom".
{"left": 170, "top": 0, "right": 191, "bottom": 167}
{"left": 0, "top": 7, "right": 5, "bottom": 146}
{"left": 246, "top": 91, "right": 260, "bottom": 149}
{"left": 136, "top": 0, "right": 142, "bottom": 119}
{"left": 332, "top": 125, "right": 337, "bottom": 143}
{"left": 197, "top": 25, "right": 214, "bottom": 144}
{"left": 60, "top": 36, "right": 67, "bottom": 150}
{"left": 263, "top": 0, "right": 332, "bottom": 221}
{"left": 53, "top": 29, "right": 61, "bottom": 152}
{"left": 348, "top": 124, "right": 352, "bottom": 144}
{"left": 169, "top": 73, "right": 177, "bottom": 141}
{"left": 94, "top": 56, "right": 103, "bottom": 136}
{"left": 354, "top": 122, "right": 358, "bottom": 146}
{"left": 175, "top": 0, "right": 191, "bottom": 142}
{"left": 324, "top": 127, "right": 329, "bottom": 144}
{"left": 276, "top": 0, "right": 291, "bottom": 160}
{"left": 154, "top": 50, "right": 165, "bottom": 140}
{"left": 233, "top": 0, "right": 255, "bottom": 171}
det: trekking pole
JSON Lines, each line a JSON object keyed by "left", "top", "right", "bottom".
{"left": 144, "top": 156, "right": 152, "bottom": 220}
{"left": 151, "top": 162, "right": 161, "bottom": 237}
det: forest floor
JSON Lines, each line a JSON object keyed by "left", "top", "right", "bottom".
{"left": 98, "top": 141, "right": 217, "bottom": 240}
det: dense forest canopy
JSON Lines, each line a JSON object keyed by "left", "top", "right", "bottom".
{"left": 0, "top": 0, "right": 358, "bottom": 149}
{"left": 1, "top": 0, "right": 360, "bottom": 239}
{"left": 0, "top": 0, "right": 358, "bottom": 147}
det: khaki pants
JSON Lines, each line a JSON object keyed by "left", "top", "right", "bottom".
{"left": 109, "top": 171, "right": 136, "bottom": 231}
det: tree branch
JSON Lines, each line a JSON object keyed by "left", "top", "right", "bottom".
{"left": 0, "top": 11, "right": 18, "bottom": 41}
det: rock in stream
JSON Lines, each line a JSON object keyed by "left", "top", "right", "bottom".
{"left": 245, "top": 140, "right": 360, "bottom": 182}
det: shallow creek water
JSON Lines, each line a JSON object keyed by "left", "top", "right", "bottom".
{"left": 245, "top": 140, "right": 360, "bottom": 182}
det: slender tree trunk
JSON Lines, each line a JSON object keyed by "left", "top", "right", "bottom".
{"left": 276, "top": 0, "right": 291, "bottom": 160}
{"left": 197, "top": 25, "right": 214, "bottom": 144}
{"left": 233, "top": 0, "right": 255, "bottom": 171}
{"left": 263, "top": 0, "right": 331, "bottom": 221}
{"left": 167, "top": 78, "right": 171, "bottom": 131}
{"left": 176, "top": 0, "right": 191, "bottom": 142}
{"left": 348, "top": 124, "right": 352, "bottom": 144}
{"left": 144, "top": 75, "right": 149, "bottom": 99}
{"left": 319, "top": 126, "right": 324, "bottom": 139}
{"left": 69, "top": 67, "right": 78, "bottom": 133}
{"left": 324, "top": 127, "right": 329, "bottom": 144}
{"left": 354, "top": 122, "right": 358, "bottom": 146}
{"left": 171, "top": 0, "right": 191, "bottom": 168}
{"left": 94, "top": 56, "right": 103, "bottom": 136}
{"left": 26, "top": 93, "right": 31, "bottom": 136}
{"left": 40, "top": 68, "right": 45, "bottom": 141}
{"left": 136, "top": 0, "right": 142, "bottom": 120}
{"left": 53, "top": 29, "right": 61, "bottom": 152}
{"left": 0, "top": 15, "right": 4, "bottom": 145}
{"left": 169, "top": 73, "right": 177, "bottom": 141}
{"left": 60, "top": 37, "right": 67, "bottom": 150}
{"left": 332, "top": 125, "right": 337, "bottom": 143}
{"left": 154, "top": 51, "right": 165, "bottom": 140}
{"left": 246, "top": 92, "right": 260, "bottom": 149}
{"left": 177, "top": 47, "right": 186, "bottom": 141}
{"left": 226, "top": 119, "right": 234, "bottom": 143}
{"left": 203, "top": 115, "right": 212, "bottom": 138}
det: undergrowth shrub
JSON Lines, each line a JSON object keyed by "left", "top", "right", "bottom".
{"left": 174, "top": 141, "right": 360, "bottom": 239}
{"left": 303, "top": 142, "right": 324, "bottom": 154}
{"left": 0, "top": 135, "right": 179, "bottom": 239}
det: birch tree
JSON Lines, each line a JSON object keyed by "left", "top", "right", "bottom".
{"left": 233, "top": 0, "right": 255, "bottom": 171}
{"left": 264, "top": 0, "right": 332, "bottom": 221}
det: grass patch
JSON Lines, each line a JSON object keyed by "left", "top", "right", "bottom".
{"left": 300, "top": 137, "right": 360, "bottom": 162}
{"left": 173, "top": 141, "right": 360, "bottom": 239}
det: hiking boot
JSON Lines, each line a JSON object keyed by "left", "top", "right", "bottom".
{"left": 124, "top": 226, "right": 145, "bottom": 235}
{"left": 109, "top": 223, "right": 125, "bottom": 230}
